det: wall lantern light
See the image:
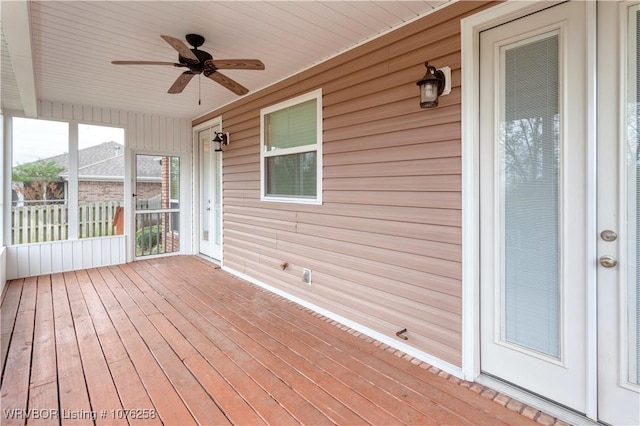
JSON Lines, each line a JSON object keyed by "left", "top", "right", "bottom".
{"left": 212, "top": 132, "right": 229, "bottom": 152}
{"left": 416, "top": 62, "right": 451, "bottom": 108}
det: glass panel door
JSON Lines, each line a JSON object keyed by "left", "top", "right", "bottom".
{"left": 479, "top": 1, "right": 588, "bottom": 413}
{"left": 198, "top": 125, "right": 222, "bottom": 260}
{"left": 134, "top": 154, "right": 180, "bottom": 257}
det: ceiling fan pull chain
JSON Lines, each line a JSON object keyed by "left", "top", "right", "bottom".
{"left": 199, "top": 74, "right": 201, "bottom": 105}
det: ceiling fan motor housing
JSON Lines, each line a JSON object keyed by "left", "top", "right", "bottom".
{"left": 180, "top": 49, "right": 213, "bottom": 74}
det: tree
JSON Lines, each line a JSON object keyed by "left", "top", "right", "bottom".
{"left": 12, "top": 160, "right": 65, "bottom": 203}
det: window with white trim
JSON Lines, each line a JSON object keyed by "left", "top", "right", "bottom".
{"left": 260, "top": 89, "right": 322, "bottom": 204}
{"left": 10, "top": 118, "right": 126, "bottom": 244}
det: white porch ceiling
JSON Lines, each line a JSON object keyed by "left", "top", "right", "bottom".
{"left": 1, "top": 0, "right": 450, "bottom": 120}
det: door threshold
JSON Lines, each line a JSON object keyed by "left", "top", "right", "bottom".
{"left": 477, "top": 374, "right": 602, "bottom": 426}
{"left": 196, "top": 253, "right": 221, "bottom": 267}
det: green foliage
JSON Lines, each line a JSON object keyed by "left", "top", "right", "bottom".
{"left": 12, "top": 160, "right": 65, "bottom": 183}
{"left": 136, "top": 225, "right": 161, "bottom": 251}
{"left": 12, "top": 160, "right": 66, "bottom": 203}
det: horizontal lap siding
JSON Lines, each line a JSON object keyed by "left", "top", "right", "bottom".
{"left": 195, "top": 1, "right": 493, "bottom": 367}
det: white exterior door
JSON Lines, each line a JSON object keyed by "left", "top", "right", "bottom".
{"left": 479, "top": 1, "right": 640, "bottom": 422}
{"left": 597, "top": 2, "right": 640, "bottom": 424}
{"left": 197, "top": 124, "right": 222, "bottom": 260}
{"left": 479, "top": 0, "right": 589, "bottom": 413}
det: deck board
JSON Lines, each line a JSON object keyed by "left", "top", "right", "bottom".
{"left": 81, "top": 268, "right": 162, "bottom": 425}
{"left": 0, "top": 256, "right": 547, "bottom": 425}
{"left": 96, "top": 267, "right": 198, "bottom": 425}
{"left": 28, "top": 275, "right": 58, "bottom": 426}
{"left": 1, "top": 277, "right": 37, "bottom": 426}
{"left": 1, "top": 280, "right": 23, "bottom": 379}
{"left": 64, "top": 270, "right": 127, "bottom": 426}
{"left": 30, "top": 275, "right": 56, "bottom": 388}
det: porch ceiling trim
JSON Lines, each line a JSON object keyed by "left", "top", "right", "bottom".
{"left": 1, "top": 0, "right": 37, "bottom": 117}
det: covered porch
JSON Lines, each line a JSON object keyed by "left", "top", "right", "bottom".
{"left": 1, "top": 256, "right": 551, "bottom": 425}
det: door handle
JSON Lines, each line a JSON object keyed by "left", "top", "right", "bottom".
{"left": 599, "top": 255, "right": 618, "bottom": 268}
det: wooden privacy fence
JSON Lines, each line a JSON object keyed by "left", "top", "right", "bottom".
{"left": 79, "top": 200, "right": 124, "bottom": 238}
{"left": 11, "top": 200, "right": 123, "bottom": 244}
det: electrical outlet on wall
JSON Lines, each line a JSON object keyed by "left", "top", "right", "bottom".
{"left": 302, "top": 268, "right": 312, "bottom": 285}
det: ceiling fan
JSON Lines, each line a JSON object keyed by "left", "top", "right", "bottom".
{"left": 112, "top": 34, "right": 264, "bottom": 96}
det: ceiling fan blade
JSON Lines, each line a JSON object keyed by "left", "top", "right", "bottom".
{"left": 168, "top": 71, "right": 195, "bottom": 94}
{"left": 112, "top": 60, "right": 184, "bottom": 66}
{"left": 207, "top": 59, "right": 265, "bottom": 70}
{"left": 160, "top": 35, "right": 199, "bottom": 62}
{"left": 206, "top": 71, "right": 249, "bottom": 96}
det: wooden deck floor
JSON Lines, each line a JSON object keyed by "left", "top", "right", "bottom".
{"left": 1, "top": 256, "right": 551, "bottom": 425}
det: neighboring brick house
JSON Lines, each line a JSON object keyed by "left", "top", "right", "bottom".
{"left": 12, "top": 141, "right": 162, "bottom": 204}
{"left": 11, "top": 142, "right": 177, "bottom": 249}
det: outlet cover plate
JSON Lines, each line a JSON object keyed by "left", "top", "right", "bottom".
{"left": 302, "top": 268, "right": 312, "bottom": 285}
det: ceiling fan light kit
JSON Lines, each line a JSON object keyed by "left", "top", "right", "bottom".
{"left": 112, "top": 34, "right": 264, "bottom": 96}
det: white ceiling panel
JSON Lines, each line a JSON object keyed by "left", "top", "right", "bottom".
{"left": 2, "top": 0, "right": 451, "bottom": 120}
{"left": 1, "top": 27, "right": 23, "bottom": 112}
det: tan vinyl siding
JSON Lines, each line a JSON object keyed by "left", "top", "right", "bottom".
{"left": 194, "top": 1, "right": 494, "bottom": 367}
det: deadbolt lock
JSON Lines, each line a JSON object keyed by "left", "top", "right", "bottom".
{"left": 600, "top": 230, "right": 618, "bottom": 242}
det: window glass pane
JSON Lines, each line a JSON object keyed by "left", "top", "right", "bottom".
{"left": 170, "top": 157, "right": 180, "bottom": 201}
{"left": 135, "top": 155, "right": 163, "bottom": 210}
{"left": 11, "top": 118, "right": 69, "bottom": 244}
{"left": 200, "top": 134, "right": 211, "bottom": 243}
{"left": 265, "top": 99, "right": 316, "bottom": 151}
{"left": 165, "top": 157, "right": 180, "bottom": 234}
{"left": 266, "top": 152, "right": 317, "bottom": 198}
{"left": 214, "top": 152, "right": 222, "bottom": 246}
{"left": 78, "top": 124, "right": 125, "bottom": 238}
{"left": 501, "top": 34, "right": 560, "bottom": 358}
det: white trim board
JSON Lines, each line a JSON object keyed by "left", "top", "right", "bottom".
{"left": 1, "top": 246, "right": 7, "bottom": 295}
{"left": 1, "top": 0, "right": 37, "bottom": 117}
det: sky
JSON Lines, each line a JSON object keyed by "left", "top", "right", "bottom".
{"left": 12, "top": 117, "right": 125, "bottom": 167}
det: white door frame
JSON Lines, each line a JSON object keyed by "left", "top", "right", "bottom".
{"left": 132, "top": 150, "right": 186, "bottom": 260}
{"left": 597, "top": 2, "right": 640, "bottom": 424}
{"left": 192, "top": 116, "right": 223, "bottom": 262}
{"left": 461, "top": 1, "right": 598, "bottom": 422}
